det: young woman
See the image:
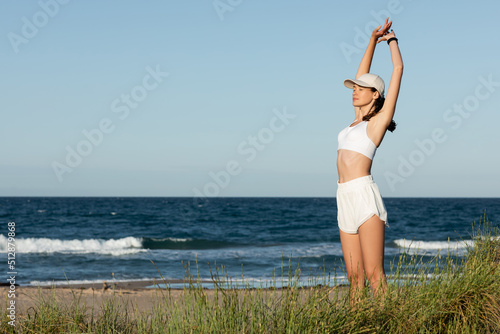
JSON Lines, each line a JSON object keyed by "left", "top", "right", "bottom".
{"left": 337, "top": 18, "right": 403, "bottom": 297}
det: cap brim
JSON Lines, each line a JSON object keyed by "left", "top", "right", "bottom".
{"left": 344, "top": 78, "right": 372, "bottom": 89}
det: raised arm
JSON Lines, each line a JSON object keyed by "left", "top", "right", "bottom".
{"left": 355, "top": 18, "right": 392, "bottom": 79}
{"left": 375, "top": 30, "right": 404, "bottom": 128}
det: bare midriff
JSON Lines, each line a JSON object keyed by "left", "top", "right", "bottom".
{"left": 337, "top": 149, "right": 372, "bottom": 183}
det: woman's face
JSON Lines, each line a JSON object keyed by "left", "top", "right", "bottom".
{"left": 351, "top": 84, "right": 378, "bottom": 107}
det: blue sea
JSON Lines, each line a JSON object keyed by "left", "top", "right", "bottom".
{"left": 1, "top": 197, "right": 498, "bottom": 288}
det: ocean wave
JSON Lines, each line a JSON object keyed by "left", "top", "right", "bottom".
{"left": 0, "top": 235, "right": 144, "bottom": 256}
{"left": 393, "top": 239, "right": 474, "bottom": 254}
{"left": 29, "top": 277, "right": 157, "bottom": 287}
{"left": 0, "top": 235, "right": 241, "bottom": 254}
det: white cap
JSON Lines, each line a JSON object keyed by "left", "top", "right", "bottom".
{"left": 344, "top": 73, "right": 385, "bottom": 97}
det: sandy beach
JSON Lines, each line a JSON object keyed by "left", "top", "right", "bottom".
{"left": 2, "top": 280, "right": 194, "bottom": 318}
{"left": 1, "top": 280, "right": 349, "bottom": 319}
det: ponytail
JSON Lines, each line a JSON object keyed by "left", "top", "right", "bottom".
{"left": 363, "top": 88, "right": 397, "bottom": 132}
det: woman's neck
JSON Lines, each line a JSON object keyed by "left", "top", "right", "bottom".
{"left": 354, "top": 106, "right": 371, "bottom": 121}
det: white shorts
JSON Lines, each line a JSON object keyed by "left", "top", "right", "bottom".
{"left": 336, "top": 175, "right": 388, "bottom": 234}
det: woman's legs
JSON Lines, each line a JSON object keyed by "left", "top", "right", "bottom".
{"left": 340, "top": 230, "right": 365, "bottom": 297}
{"left": 340, "top": 214, "right": 387, "bottom": 297}
{"left": 358, "top": 214, "right": 387, "bottom": 295}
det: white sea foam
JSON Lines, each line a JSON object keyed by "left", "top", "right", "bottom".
{"left": 0, "top": 234, "right": 144, "bottom": 255}
{"left": 30, "top": 277, "right": 157, "bottom": 287}
{"left": 152, "top": 275, "right": 349, "bottom": 290}
{"left": 394, "top": 239, "right": 474, "bottom": 254}
{"left": 151, "top": 237, "right": 191, "bottom": 242}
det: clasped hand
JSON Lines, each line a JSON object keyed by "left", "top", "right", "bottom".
{"left": 372, "top": 18, "right": 396, "bottom": 43}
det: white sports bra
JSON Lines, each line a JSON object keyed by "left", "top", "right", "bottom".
{"left": 337, "top": 121, "right": 377, "bottom": 160}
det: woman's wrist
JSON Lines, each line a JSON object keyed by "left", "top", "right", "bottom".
{"left": 387, "top": 37, "right": 398, "bottom": 45}
{"left": 369, "top": 36, "right": 380, "bottom": 47}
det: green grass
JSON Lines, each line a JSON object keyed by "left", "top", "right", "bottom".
{"left": 2, "top": 217, "right": 499, "bottom": 333}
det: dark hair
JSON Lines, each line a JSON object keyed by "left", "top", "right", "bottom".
{"left": 362, "top": 88, "right": 397, "bottom": 132}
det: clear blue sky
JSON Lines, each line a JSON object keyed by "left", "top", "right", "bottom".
{"left": 1, "top": 0, "right": 499, "bottom": 197}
